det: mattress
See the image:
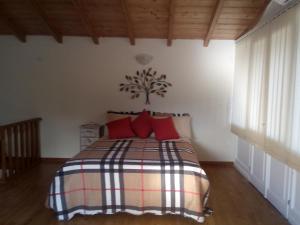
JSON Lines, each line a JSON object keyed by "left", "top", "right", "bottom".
{"left": 47, "top": 138, "right": 210, "bottom": 223}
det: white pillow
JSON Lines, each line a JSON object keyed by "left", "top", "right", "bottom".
{"left": 172, "top": 116, "right": 192, "bottom": 139}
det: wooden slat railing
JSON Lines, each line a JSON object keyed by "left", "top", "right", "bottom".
{"left": 0, "top": 118, "right": 41, "bottom": 182}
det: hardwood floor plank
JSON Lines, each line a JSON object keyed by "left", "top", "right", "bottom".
{"left": 0, "top": 163, "right": 290, "bottom": 225}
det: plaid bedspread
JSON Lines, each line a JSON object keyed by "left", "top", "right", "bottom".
{"left": 47, "top": 138, "right": 210, "bottom": 223}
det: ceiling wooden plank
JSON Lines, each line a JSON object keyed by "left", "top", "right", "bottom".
{"left": 0, "top": 5, "right": 26, "bottom": 42}
{"left": 167, "top": 0, "right": 175, "bottom": 46}
{"left": 203, "top": 0, "right": 224, "bottom": 47}
{"left": 235, "top": 0, "right": 270, "bottom": 40}
{"left": 120, "top": 0, "right": 135, "bottom": 45}
{"left": 30, "top": 0, "right": 62, "bottom": 43}
{"left": 0, "top": 0, "right": 272, "bottom": 43}
{"left": 72, "top": 0, "right": 99, "bottom": 44}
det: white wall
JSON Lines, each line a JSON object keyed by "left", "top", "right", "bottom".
{"left": 0, "top": 36, "right": 236, "bottom": 160}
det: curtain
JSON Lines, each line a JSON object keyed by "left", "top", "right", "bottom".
{"left": 231, "top": 4, "right": 300, "bottom": 171}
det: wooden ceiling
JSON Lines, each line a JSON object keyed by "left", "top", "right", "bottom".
{"left": 0, "top": 0, "right": 270, "bottom": 46}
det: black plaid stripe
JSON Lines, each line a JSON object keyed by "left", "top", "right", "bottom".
{"left": 158, "top": 141, "right": 166, "bottom": 213}
{"left": 158, "top": 141, "right": 181, "bottom": 213}
{"left": 165, "top": 141, "right": 183, "bottom": 214}
{"left": 51, "top": 168, "right": 69, "bottom": 220}
{"left": 117, "top": 140, "right": 133, "bottom": 211}
{"left": 108, "top": 141, "right": 126, "bottom": 213}
{"left": 100, "top": 140, "right": 134, "bottom": 213}
{"left": 165, "top": 141, "right": 175, "bottom": 212}
{"left": 100, "top": 140, "right": 121, "bottom": 213}
{"left": 172, "top": 141, "right": 185, "bottom": 215}
{"left": 63, "top": 159, "right": 200, "bottom": 169}
{"left": 51, "top": 167, "right": 206, "bottom": 178}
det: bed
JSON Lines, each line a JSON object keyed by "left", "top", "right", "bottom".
{"left": 47, "top": 112, "right": 210, "bottom": 223}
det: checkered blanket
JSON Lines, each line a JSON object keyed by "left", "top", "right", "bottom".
{"left": 47, "top": 138, "right": 210, "bottom": 223}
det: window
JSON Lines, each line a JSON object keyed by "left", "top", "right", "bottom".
{"left": 231, "top": 4, "right": 300, "bottom": 170}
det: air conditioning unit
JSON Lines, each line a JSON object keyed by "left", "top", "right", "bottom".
{"left": 273, "top": 0, "right": 293, "bottom": 5}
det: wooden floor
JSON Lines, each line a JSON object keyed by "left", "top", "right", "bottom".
{"left": 0, "top": 163, "right": 290, "bottom": 225}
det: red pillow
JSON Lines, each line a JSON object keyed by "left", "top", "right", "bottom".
{"left": 131, "top": 110, "right": 152, "bottom": 138}
{"left": 151, "top": 117, "right": 179, "bottom": 141}
{"left": 106, "top": 117, "right": 135, "bottom": 139}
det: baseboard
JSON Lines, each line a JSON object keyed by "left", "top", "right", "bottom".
{"left": 266, "top": 189, "right": 288, "bottom": 218}
{"left": 289, "top": 209, "right": 300, "bottom": 225}
{"left": 249, "top": 174, "right": 266, "bottom": 196}
{"left": 234, "top": 158, "right": 250, "bottom": 180}
{"left": 199, "top": 161, "right": 233, "bottom": 167}
{"left": 41, "top": 158, "right": 70, "bottom": 163}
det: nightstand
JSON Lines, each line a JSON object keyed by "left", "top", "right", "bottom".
{"left": 80, "top": 123, "right": 100, "bottom": 151}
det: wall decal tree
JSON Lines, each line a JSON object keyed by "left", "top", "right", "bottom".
{"left": 119, "top": 68, "right": 172, "bottom": 105}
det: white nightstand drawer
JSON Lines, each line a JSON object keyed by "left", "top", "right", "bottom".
{"left": 80, "top": 123, "right": 100, "bottom": 151}
{"left": 81, "top": 137, "right": 98, "bottom": 146}
{"left": 80, "top": 128, "right": 99, "bottom": 137}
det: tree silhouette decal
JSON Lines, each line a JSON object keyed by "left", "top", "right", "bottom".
{"left": 119, "top": 68, "right": 172, "bottom": 105}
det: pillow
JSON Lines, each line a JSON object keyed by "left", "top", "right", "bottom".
{"left": 151, "top": 115, "right": 192, "bottom": 139}
{"left": 151, "top": 117, "right": 179, "bottom": 141}
{"left": 105, "top": 111, "right": 146, "bottom": 137}
{"left": 131, "top": 110, "right": 152, "bottom": 138}
{"left": 171, "top": 116, "right": 192, "bottom": 139}
{"left": 106, "top": 117, "right": 135, "bottom": 139}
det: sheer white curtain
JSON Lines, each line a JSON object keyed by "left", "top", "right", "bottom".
{"left": 231, "top": 37, "right": 250, "bottom": 136}
{"left": 231, "top": 4, "right": 300, "bottom": 170}
{"left": 246, "top": 27, "right": 269, "bottom": 146}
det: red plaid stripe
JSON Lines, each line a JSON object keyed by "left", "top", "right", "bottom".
{"left": 141, "top": 140, "right": 145, "bottom": 211}
{"left": 80, "top": 160, "right": 87, "bottom": 207}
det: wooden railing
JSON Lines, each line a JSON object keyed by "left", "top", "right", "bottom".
{"left": 0, "top": 118, "right": 42, "bottom": 182}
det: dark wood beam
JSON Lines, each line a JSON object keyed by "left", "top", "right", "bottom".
{"left": 72, "top": 0, "right": 99, "bottom": 44}
{"left": 203, "top": 0, "right": 224, "bottom": 47}
{"left": 235, "top": 0, "right": 270, "bottom": 40}
{"left": 167, "top": 0, "right": 175, "bottom": 46}
{"left": 120, "top": 0, "right": 135, "bottom": 45}
{"left": 30, "top": 0, "right": 62, "bottom": 43}
{"left": 0, "top": 6, "right": 26, "bottom": 42}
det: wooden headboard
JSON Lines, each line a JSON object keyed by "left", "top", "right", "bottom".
{"left": 107, "top": 110, "right": 190, "bottom": 117}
